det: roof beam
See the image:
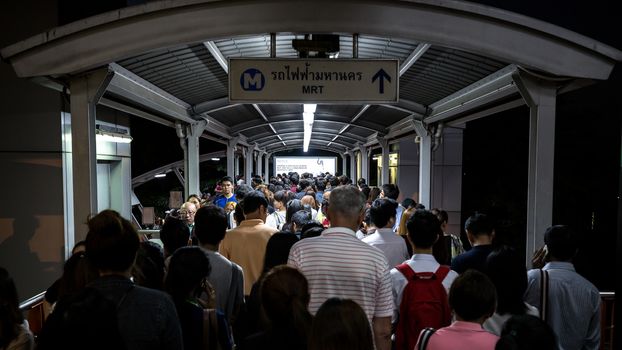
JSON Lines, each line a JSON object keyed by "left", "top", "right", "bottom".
{"left": 399, "top": 43, "right": 431, "bottom": 76}
{"left": 108, "top": 63, "right": 194, "bottom": 123}
{"left": 424, "top": 64, "right": 519, "bottom": 124}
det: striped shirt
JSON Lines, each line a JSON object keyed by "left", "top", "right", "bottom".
{"left": 524, "top": 262, "right": 601, "bottom": 350}
{"left": 288, "top": 227, "right": 393, "bottom": 320}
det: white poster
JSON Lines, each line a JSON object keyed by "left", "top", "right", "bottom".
{"left": 274, "top": 156, "right": 337, "bottom": 176}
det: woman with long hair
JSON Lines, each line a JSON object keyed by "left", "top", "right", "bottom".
{"left": 0, "top": 267, "right": 33, "bottom": 350}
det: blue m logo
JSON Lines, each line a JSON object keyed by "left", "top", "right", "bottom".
{"left": 240, "top": 68, "right": 265, "bottom": 91}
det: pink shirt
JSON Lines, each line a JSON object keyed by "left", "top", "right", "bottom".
{"left": 419, "top": 321, "right": 499, "bottom": 350}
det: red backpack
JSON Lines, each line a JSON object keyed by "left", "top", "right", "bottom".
{"left": 394, "top": 264, "right": 451, "bottom": 350}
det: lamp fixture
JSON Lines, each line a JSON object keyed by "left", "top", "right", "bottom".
{"left": 95, "top": 124, "right": 132, "bottom": 143}
{"left": 211, "top": 157, "right": 220, "bottom": 161}
{"left": 154, "top": 173, "right": 166, "bottom": 178}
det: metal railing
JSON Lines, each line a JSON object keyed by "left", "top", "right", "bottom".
{"left": 19, "top": 291, "right": 47, "bottom": 337}
{"left": 600, "top": 291, "right": 615, "bottom": 350}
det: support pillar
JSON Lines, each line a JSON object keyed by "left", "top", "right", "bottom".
{"left": 70, "top": 68, "right": 113, "bottom": 241}
{"left": 234, "top": 154, "right": 240, "bottom": 178}
{"left": 358, "top": 143, "right": 369, "bottom": 183}
{"left": 378, "top": 136, "right": 390, "bottom": 184}
{"left": 227, "top": 137, "right": 239, "bottom": 179}
{"left": 347, "top": 149, "right": 356, "bottom": 180}
{"left": 413, "top": 121, "right": 432, "bottom": 208}
{"left": 184, "top": 121, "right": 207, "bottom": 198}
{"left": 256, "top": 150, "right": 265, "bottom": 180}
{"left": 245, "top": 146, "right": 253, "bottom": 186}
{"left": 264, "top": 153, "right": 271, "bottom": 181}
{"left": 513, "top": 70, "right": 557, "bottom": 263}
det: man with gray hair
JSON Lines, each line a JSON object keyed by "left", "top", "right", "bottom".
{"left": 288, "top": 185, "right": 393, "bottom": 350}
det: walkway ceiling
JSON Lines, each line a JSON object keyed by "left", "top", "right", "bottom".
{"left": 2, "top": 0, "right": 621, "bottom": 155}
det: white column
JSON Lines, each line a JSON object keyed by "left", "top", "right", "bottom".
{"left": 226, "top": 137, "right": 239, "bottom": 179}
{"left": 245, "top": 146, "right": 253, "bottom": 185}
{"left": 264, "top": 152, "right": 271, "bottom": 181}
{"left": 184, "top": 121, "right": 207, "bottom": 198}
{"left": 358, "top": 143, "right": 369, "bottom": 183}
{"left": 347, "top": 149, "right": 356, "bottom": 180}
{"left": 378, "top": 136, "right": 390, "bottom": 184}
{"left": 70, "top": 68, "right": 113, "bottom": 241}
{"left": 256, "top": 150, "right": 265, "bottom": 179}
{"left": 513, "top": 71, "right": 557, "bottom": 263}
{"left": 340, "top": 153, "right": 347, "bottom": 177}
{"left": 413, "top": 121, "right": 432, "bottom": 208}
{"left": 234, "top": 154, "right": 240, "bottom": 178}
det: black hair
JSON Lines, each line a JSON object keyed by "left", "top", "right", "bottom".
{"left": 544, "top": 225, "right": 577, "bottom": 261}
{"left": 402, "top": 198, "right": 416, "bottom": 210}
{"left": 381, "top": 183, "right": 400, "bottom": 200}
{"left": 273, "top": 190, "right": 287, "bottom": 205}
{"left": 465, "top": 213, "right": 494, "bottom": 236}
{"left": 221, "top": 176, "right": 234, "bottom": 184}
{"left": 449, "top": 269, "right": 497, "bottom": 322}
{"left": 292, "top": 210, "right": 312, "bottom": 230}
{"left": 194, "top": 205, "right": 228, "bottom": 245}
{"left": 165, "top": 246, "right": 211, "bottom": 302}
{"left": 132, "top": 241, "right": 165, "bottom": 290}
{"left": 496, "top": 314, "right": 557, "bottom": 350}
{"left": 301, "top": 222, "right": 324, "bottom": 239}
{"left": 286, "top": 199, "right": 304, "bottom": 224}
{"left": 406, "top": 209, "right": 441, "bottom": 249}
{"left": 159, "top": 216, "right": 190, "bottom": 257}
{"left": 431, "top": 208, "right": 449, "bottom": 224}
{"left": 241, "top": 190, "right": 269, "bottom": 215}
{"left": 369, "top": 198, "right": 398, "bottom": 228}
{"left": 235, "top": 184, "right": 254, "bottom": 200}
{"left": 367, "top": 187, "right": 381, "bottom": 204}
{"left": 329, "top": 176, "right": 340, "bottom": 187}
{"left": 262, "top": 232, "right": 299, "bottom": 273}
{"left": 260, "top": 266, "right": 311, "bottom": 345}
{"left": 0, "top": 267, "right": 23, "bottom": 349}
{"left": 357, "top": 178, "right": 366, "bottom": 187}
{"left": 486, "top": 246, "right": 528, "bottom": 315}
{"left": 85, "top": 210, "right": 139, "bottom": 272}
{"left": 57, "top": 252, "right": 98, "bottom": 300}
{"left": 309, "top": 298, "right": 374, "bottom": 350}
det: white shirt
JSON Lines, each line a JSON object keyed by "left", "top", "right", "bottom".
{"left": 288, "top": 227, "right": 393, "bottom": 321}
{"left": 483, "top": 303, "right": 540, "bottom": 335}
{"left": 390, "top": 253, "right": 458, "bottom": 322}
{"left": 265, "top": 210, "right": 286, "bottom": 230}
{"left": 362, "top": 228, "right": 409, "bottom": 267}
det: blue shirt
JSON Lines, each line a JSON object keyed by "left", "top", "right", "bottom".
{"left": 524, "top": 262, "right": 600, "bottom": 350}
{"left": 214, "top": 194, "right": 237, "bottom": 209}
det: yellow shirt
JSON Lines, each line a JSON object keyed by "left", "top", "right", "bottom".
{"left": 219, "top": 219, "right": 277, "bottom": 294}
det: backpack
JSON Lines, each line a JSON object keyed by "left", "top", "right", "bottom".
{"left": 394, "top": 264, "right": 451, "bottom": 350}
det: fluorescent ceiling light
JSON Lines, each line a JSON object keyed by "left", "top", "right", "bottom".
{"left": 211, "top": 157, "right": 220, "bottom": 161}
{"left": 303, "top": 112, "right": 314, "bottom": 125}
{"left": 96, "top": 130, "right": 133, "bottom": 143}
{"left": 303, "top": 103, "right": 317, "bottom": 113}
{"left": 303, "top": 104, "right": 316, "bottom": 152}
{"left": 154, "top": 173, "right": 166, "bottom": 178}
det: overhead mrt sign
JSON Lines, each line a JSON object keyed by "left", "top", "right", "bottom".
{"left": 229, "top": 58, "right": 398, "bottom": 103}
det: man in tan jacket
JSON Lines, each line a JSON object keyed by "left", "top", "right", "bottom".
{"left": 220, "top": 190, "right": 278, "bottom": 295}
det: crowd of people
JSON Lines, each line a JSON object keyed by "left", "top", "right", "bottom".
{"left": 0, "top": 171, "right": 602, "bottom": 350}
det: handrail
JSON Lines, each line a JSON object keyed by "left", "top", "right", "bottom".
{"left": 19, "top": 291, "right": 46, "bottom": 311}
